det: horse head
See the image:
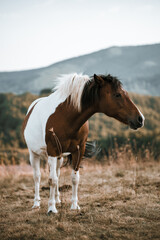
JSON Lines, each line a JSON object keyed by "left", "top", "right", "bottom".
{"left": 94, "top": 74, "right": 144, "bottom": 130}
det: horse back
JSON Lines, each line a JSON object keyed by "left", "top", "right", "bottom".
{"left": 22, "top": 102, "right": 37, "bottom": 135}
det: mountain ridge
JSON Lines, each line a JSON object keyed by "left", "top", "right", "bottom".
{"left": 0, "top": 43, "right": 160, "bottom": 95}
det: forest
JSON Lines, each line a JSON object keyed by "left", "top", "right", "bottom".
{"left": 0, "top": 91, "right": 160, "bottom": 164}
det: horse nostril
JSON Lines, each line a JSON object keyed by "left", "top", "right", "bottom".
{"left": 138, "top": 116, "right": 143, "bottom": 124}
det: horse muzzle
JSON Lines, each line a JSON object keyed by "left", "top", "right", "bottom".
{"left": 129, "top": 114, "right": 145, "bottom": 130}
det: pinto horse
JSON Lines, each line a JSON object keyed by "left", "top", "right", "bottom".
{"left": 23, "top": 73, "right": 144, "bottom": 214}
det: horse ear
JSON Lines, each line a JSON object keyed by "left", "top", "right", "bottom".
{"left": 94, "top": 74, "right": 104, "bottom": 87}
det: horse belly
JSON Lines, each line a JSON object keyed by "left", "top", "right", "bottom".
{"left": 24, "top": 104, "right": 47, "bottom": 154}
{"left": 24, "top": 120, "right": 45, "bottom": 154}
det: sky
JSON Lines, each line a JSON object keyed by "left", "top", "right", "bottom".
{"left": 0, "top": 0, "right": 160, "bottom": 71}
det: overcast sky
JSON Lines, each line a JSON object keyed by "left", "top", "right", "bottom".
{"left": 0, "top": 0, "right": 160, "bottom": 71}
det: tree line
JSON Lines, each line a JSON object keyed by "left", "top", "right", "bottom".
{"left": 0, "top": 91, "right": 160, "bottom": 162}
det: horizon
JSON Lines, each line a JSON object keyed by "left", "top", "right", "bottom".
{"left": 1, "top": 0, "right": 160, "bottom": 71}
{"left": 1, "top": 42, "right": 160, "bottom": 73}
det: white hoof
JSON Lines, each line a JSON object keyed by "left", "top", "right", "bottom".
{"left": 56, "top": 197, "right": 61, "bottom": 203}
{"left": 32, "top": 200, "right": 40, "bottom": 209}
{"left": 71, "top": 203, "right": 80, "bottom": 210}
{"left": 48, "top": 205, "right": 58, "bottom": 214}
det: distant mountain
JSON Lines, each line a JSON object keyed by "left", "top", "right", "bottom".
{"left": 0, "top": 43, "right": 160, "bottom": 95}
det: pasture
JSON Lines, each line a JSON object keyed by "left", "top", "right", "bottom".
{"left": 0, "top": 160, "right": 160, "bottom": 240}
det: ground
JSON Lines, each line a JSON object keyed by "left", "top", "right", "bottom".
{"left": 0, "top": 161, "right": 160, "bottom": 240}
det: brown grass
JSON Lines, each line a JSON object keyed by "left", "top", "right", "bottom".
{"left": 0, "top": 161, "right": 160, "bottom": 240}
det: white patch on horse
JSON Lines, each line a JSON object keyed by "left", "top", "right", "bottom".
{"left": 26, "top": 97, "right": 45, "bottom": 114}
{"left": 24, "top": 91, "right": 65, "bottom": 154}
{"left": 48, "top": 156, "right": 58, "bottom": 213}
{"left": 137, "top": 107, "right": 145, "bottom": 126}
{"left": 71, "top": 170, "right": 80, "bottom": 210}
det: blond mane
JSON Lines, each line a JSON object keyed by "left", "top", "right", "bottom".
{"left": 54, "top": 73, "right": 90, "bottom": 111}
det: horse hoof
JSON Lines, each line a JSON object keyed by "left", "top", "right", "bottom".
{"left": 47, "top": 206, "right": 58, "bottom": 215}
{"left": 47, "top": 211, "right": 53, "bottom": 216}
{"left": 32, "top": 205, "right": 40, "bottom": 210}
{"left": 71, "top": 204, "right": 80, "bottom": 210}
{"left": 47, "top": 210, "right": 58, "bottom": 216}
{"left": 56, "top": 198, "right": 61, "bottom": 204}
{"left": 32, "top": 200, "right": 40, "bottom": 209}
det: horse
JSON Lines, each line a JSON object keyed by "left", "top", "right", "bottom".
{"left": 22, "top": 73, "right": 144, "bottom": 214}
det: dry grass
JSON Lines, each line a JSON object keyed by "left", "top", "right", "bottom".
{"left": 0, "top": 161, "right": 160, "bottom": 240}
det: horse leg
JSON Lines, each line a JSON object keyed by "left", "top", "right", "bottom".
{"left": 71, "top": 169, "right": 80, "bottom": 210}
{"left": 70, "top": 144, "right": 85, "bottom": 210}
{"left": 29, "top": 150, "right": 41, "bottom": 208}
{"left": 48, "top": 156, "right": 58, "bottom": 214}
{"left": 55, "top": 157, "right": 63, "bottom": 203}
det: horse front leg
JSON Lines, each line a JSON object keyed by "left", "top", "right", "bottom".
{"left": 48, "top": 156, "right": 58, "bottom": 214}
{"left": 55, "top": 157, "right": 63, "bottom": 203}
{"left": 71, "top": 169, "right": 80, "bottom": 210}
{"left": 71, "top": 145, "right": 84, "bottom": 210}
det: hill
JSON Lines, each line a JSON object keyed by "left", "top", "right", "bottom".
{"left": 0, "top": 43, "right": 160, "bottom": 95}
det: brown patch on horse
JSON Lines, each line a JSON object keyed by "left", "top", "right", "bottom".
{"left": 45, "top": 98, "right": 90, "bottom": 167}
{"left": 22, "top": 103, "right": 37, "bottom": 135}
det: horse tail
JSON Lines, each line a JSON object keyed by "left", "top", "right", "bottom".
{"left": 84, "top": 141, "right": 101, "bottom": 158}
{"left": 61, "top": 141, "right": 101, "bottom": 168}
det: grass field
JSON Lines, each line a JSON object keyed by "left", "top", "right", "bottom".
{"left": 0, "top": 160, "right": 160, "bottom": 240}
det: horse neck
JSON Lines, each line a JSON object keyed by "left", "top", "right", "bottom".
{"left": 60, "top": 101, "right": 97, "bottom": 133}
{"left": 48, "top": 93, "right": 98, "bottom": 134}
{"left": 72, "top": 106, "right": 96, "bottom": 131}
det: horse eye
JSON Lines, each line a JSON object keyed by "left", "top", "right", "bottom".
{"left": 115, "top": 93, "right": 121, "bottom": 98}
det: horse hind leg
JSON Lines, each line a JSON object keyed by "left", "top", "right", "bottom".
{"left": 48, "top": 156, "right": 58, "bottom": 214}
{"left": 29, "top": 150, "right": 41, "bottom": 209}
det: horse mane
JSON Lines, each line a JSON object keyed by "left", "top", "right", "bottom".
{"left": 81, "top": 74, "right": 122, "bottom": 110}
{"left": 53, "top": 73, "right": 90, "bottom": 111}
{"left": 54, "top": 73, "right": 121, "bottom": 112}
